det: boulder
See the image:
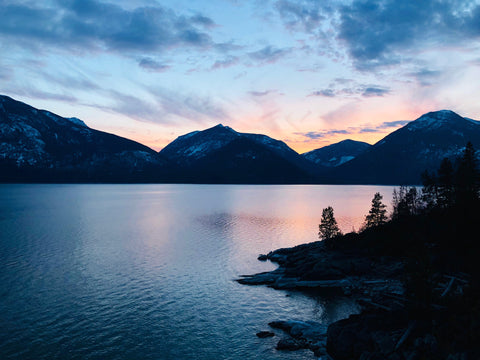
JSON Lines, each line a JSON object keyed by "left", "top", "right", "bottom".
{"left": 256, "top": 331, "right": 275, "bottom": 338}
{"left": 276, "top": 338, "right": 303, "bottom": 351}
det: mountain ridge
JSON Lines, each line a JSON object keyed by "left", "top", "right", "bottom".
{"left": 302, "top": 139, "right": 372, "bottom": 167}
{"left": 159, "top": 122, "right": 321, "bottom": 183}
{"left": 330, "top": 109, "right": 480, "bottom": 184}
{"left": 1, "top": 94, "right": 479, "bottom": 184}
{"left": 0, "top": 94, "right": 169, "bottom": 182}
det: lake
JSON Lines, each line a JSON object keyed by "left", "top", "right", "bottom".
{"left": 0, "top": 184, "right": 395, "bottom": 360}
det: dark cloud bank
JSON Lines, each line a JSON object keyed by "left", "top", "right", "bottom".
{"left": 274, "top": 0, "right": 480, "bottom": 70}
{"left": 0, "top": 0, "right": 215, "bottom": 54}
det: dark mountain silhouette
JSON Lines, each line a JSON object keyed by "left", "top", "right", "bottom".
{"left": 159, "top": 124, "right": 322, "bottom": 183}
{"left": 2, "top": 95, "right": 479, "bottom": 184}
{"left": 0, "top": 95, "right": 168, "bottom": 182}
{"left": 302, "top": 139, "right": 371, "bottom": 167}
{"left": 329, "top": 110, "right": 480, "bottom": 184}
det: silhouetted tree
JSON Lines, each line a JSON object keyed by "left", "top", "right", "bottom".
{"left": 437, "top": 157, "right": 455, "bottom": 208}
{"left": 421, "top": 170, "right": 438, "bottom": 209}
{"left": 363, "top": 192, "right": 387, "bottom": 230}
{"left": 455, "top": 141, "right": 479, "bottom": 205}
{"left": 319, "top": 206, "right": 342, "bottom": 241}
{"left": 421, "top": 143, "right": 479, "bottom": 212}
{"left": 392, "top": 186, "right": 421, "bottom": 219}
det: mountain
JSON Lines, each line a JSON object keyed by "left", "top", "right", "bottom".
{"left": 302, "top": 139, "right": 371, "bottom": 167}
{"left": 159, "top": 124, "right": 321, "bottom": 183}
{"left": 0, "top": 95, "right": 168, "bottom": 182}
{"left": 2, "top": 95, "right": 479, "bottom": 185}
{"left": 330, "top": 110, "right": 480, "bottom": 184}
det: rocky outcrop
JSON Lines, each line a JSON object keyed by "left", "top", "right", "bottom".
{"left": 269, "top": 320, "right": 328, "bottom": 357}
{"left": 241, "top": 238, "right": 409, "bottom": 358}
{"left": 237, "top": 240, "right": 404, "bottom": 298}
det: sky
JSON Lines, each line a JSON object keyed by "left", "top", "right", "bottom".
{"left": 1, "top": 0, "right": 480, "bottom": 153}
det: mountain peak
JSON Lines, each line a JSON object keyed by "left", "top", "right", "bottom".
{"left": 407, "top": 110, "right": 466, "bottom": 131}
{"left": 302, "top": 139, "right": 371, "bottom": 167}
{"left": 210, "top": 123, "right": 236, "bottom": 133}
{"left": 423, "top": 109, "right": 459, "bottom": 119}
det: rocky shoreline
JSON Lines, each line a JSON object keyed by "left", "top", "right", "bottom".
{"left": 237, "top": 236, "right": 473, "bottom": 359}
{"left": 238, "top": 239, "right": 405, "bottom": 306}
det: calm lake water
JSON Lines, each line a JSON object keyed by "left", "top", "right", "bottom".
{"left": 0, "top": 184, "right": 395, "bottom": 360}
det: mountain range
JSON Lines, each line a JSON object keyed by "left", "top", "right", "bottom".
{"left": 1, "top": 94, "right": 479, "bottom": 184}
{"left": 0, "top": 95, "right": 168, "bottom": 182}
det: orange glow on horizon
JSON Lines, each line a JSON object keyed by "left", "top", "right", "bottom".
{"left": 92, "top": 103, "right": 441, "bottom": 154}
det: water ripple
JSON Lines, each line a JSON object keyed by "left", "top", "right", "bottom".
{"left": 0, "top": 184, "right": 390, "bottom": 359}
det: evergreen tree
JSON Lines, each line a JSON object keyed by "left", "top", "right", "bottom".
{"left": 392, "top": 186, "right": 408, "bottom": 219}
{"left": 392, "top": 186, "right": 421, "bottom": 219}
{"left": 318, "top": 206, "right": 342, "bottom": 241}
{"left": 421, "top": 170, "right": 438, "bottom": 209}
{"left": 405, "top": 187, "right": 420, "bottom": 215}
{"left": 363, "top": 192, "right": 388, "bottom": 230}
{"left": 455, "top": 141, "right": 479, "bottom": 205}
{"left": 437, "top": 157, "right": 454, "bottom": 208}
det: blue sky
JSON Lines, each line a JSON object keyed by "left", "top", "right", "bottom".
{"left": 1, "top": 0, "right": 480, "bottom": 152}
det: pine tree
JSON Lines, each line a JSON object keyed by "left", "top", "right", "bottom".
{"left": 437, "top": 157, "right": 454, "bottom": 208}
{"left": 363, "top": 192, "right": 387, "bottom": 230}
{"left": 392, "top": 186, "right": 420, "bottom": 219}
{"left": 318, "top": 206, "right": 342, "bottom": 241}
{"left": 421, "top": 170, "right": 438, "bottom": 209}
{"left": 455, "top": 141, "right": 479, "bottom": 205}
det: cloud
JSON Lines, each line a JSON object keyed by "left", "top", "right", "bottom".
{"left": 211, "top": 56, "right": 240, "bottom": 70}
{"left": 295, "top": 129, "right": 350, "bottom": 140}
{"left": 154, "top": 89, "right": 230, "bottom": 122}
{"left": 408, "top": 68, "right": 442, "bottom": 86}
{"left": 358, "top": 120, "right": 410, "bottom": 133}
{"left": 361, "top": 86, "right": 390, "bottom": 97}
{"left": 248, "top": 45, "right": 292, "bottom": 64}
{"left": 106, "top": 90, "right": 160, "bottom": 121}
{"left": 86, "top": 86, "right": 230, "bottom": 125}
{"left": 248, "top": 89, "right": 282, "bottom": 97}
{"left": 5, "top": 86, "right": 78, "bottom": 103}
{"left": 309, "top": 89, "right": 336, "bottom": 97}
{"left": 337, "top": 0, "right": 480, "bottom": 70}
{"left": 309, "top": 83, "right": 390, "bottom": 98}
{"left": 294, "top": 119, "right": 411, "bottom": 140}
{"left": 0, "top": 66, "right": 13, "bottom": 81}
{"left": 271, "top": 0, "right": 480, "bottom": 71}
{"left": 190, "top": 14, "right": 216, "bottom": 28}
{"left": 274, "top": 0, "right": 326, "bottom": 33}
{"left": 378, "top": 120, "right": 411, "bottom": 128}
{"left": 138, "top": 58, "right": 171, "bottom": 72}
{"left": 0, "top": 0, "right": 215, "bottom": 54}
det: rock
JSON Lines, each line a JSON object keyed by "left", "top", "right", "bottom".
{"left": 276, "top": 338, "right": 303, "bottom": 351}
{"left": 256, "top": 331, "right": 275, "bottom": 338}
{"left": 327, "top": 311, "right": 409, "bottom": 360}
{"left": 273, "top": 277, "right": 299, "bottom": 289}
{"left": 236, "top": 268, "right": 284, "bottom": 285}
{"left": 268, "top": 320, "right": 327, "bottom": 355}
{"left": 269, "top": 320, "right": 292, "bottom": 332}
{"left": 258, "top": 254, "right": 268, "bottom": 261}
{"left": 269, "top": 253, "right": 288, "bottom": 264}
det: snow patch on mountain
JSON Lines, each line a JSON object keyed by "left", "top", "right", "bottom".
{"left": 242, "top": 133, "right": 294, "bottom": 155}
{"left": 67, "top": 117, "right": 88, "bottom": 127}
{"left": 407, "top": 110, "right": 465, "bottom": 131}
{"left": 182, "top": 140, "right": 232, "bottom": 157}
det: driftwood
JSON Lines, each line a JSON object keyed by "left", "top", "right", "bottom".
{"left": 441, "top": 277, "right": 455, "bottom": 297}
{"left": 394, "top": 321, "right": 416, "bottom": 351}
